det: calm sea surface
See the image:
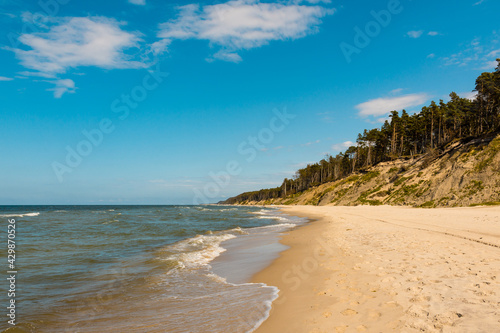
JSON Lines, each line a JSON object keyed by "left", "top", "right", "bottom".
{"left": 0, "top": 205, "right": 306, "bottom": 332}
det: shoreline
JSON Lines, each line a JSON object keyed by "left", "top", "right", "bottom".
{"left": 251, "top": 205, "right": 500, "bottom": 332}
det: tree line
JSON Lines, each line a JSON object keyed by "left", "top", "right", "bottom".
{"left": 222, "top": 59, "right": 500, "bottom": 204}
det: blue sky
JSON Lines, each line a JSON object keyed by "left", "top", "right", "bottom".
{"left": 0, "top": 0, "right": 499, "bottom": 204}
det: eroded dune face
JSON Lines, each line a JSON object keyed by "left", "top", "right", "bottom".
{"left": 242, "top": 134, "right": 500, "bottom": 208}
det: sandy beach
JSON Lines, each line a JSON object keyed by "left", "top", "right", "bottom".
{"left": 252, "top": 205, "right": 500, "bottom": 332}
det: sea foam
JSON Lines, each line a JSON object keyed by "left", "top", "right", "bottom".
{"left": 0, "top": 212, "right": 40, "bottom": 217}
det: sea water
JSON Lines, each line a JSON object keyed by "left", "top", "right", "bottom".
{"left": 0, "top": 205, "right": 306, "bottom": 332}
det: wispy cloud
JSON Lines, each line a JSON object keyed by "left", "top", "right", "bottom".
{"left": 407, "top": 30, "right": 439, "bottom": 39}
{"left": 294, "top": 0, "right": 331, "bottom": 3}
{"left": 1, "top": 13, "right": 16, "bottom": 19}
{"left": 0, "top": 76, "right": 13, "bottom": 81}
{"left": 290, "top": 161, "right": 315, "bottom": 169}
{"left": 158, "top": 0, "right": 333, "bottom": 62}
{"left": 332, "top": 141, "right": 354, "bottom": 152}
{"left": 356, "top": 93, "right": 429, "bottom": 117}
{"left": 407, "top": 30, "right": 423, "bottom": 39}
{"left": 389, "top": 88, "right": 403, "bottom": 95}
{"left": 47, "top": 79, "right": 76, "bottom": 98}
{"left": 8, "top": 16, "right": 148, "bottom": 97}
{"left": 300, "top": 139, "right": 321, "bottom": 147}
{"left": 460, "top": 91, "right": 478, "bottom": 100}
{"left": 11, "top": 16, "right": 144, "bottom": 76}
{"left": 316, "top": 111, "right": 334, "bottom": 122}
{"left": 442, "top": 33, "right": 500, "bottom": 70}
{"left": 128, "top": 0, "right": 146, "bottom": 5}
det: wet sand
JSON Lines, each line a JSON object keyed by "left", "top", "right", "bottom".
{"left": 252, "top": 205, "right": 500, "bottom": 332}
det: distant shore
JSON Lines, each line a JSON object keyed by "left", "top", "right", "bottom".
{"left": 251, "top": 205, "right": 500, "bottom": 332}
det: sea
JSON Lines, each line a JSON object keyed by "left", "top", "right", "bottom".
{"left": 0, "top": 205, "right": 307, "bottom": 333}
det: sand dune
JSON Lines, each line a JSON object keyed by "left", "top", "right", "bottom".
{"left": 252, "top": 205, "right": 500, "bottom": 332}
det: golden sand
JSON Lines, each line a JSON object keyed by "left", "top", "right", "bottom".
{"left": 252, "top": 205, "right": 500, "bottom": 332}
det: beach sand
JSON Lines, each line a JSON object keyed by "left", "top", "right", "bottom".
{"left": 251, "top": 205, "right": 500, "bottom": 332}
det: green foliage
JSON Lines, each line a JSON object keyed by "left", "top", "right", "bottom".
{"left": 360, "top": 171, "right": 380, "bottom": 183}
{"left": 401, "top": 184, "right": 419, "bottom": 195}
{"left": 344, "top": 175, "right": 360, "bottom": 183}
{"left": 331, "top": 187, "right": 350, "bottom": 203}
{"left": 357, "top": 185, "right": 383, "bottom": 205}
{"left": 415, "top": 181, "right": 431, "bottom": 197}
{"left": 394, "top": 176, "right": 413, "bottom": 186}
{"left": 438, "top": 196, "right": 451, "bottom": 205}
{"left": 420, "top": 200, "right": 436, "bottom": 208}
{"left": 306, "top": 191, "right": 323, "bottom": 205}
{"left": 470, "top": 201, "right": 500, "bottom": 207}
{"left": 474, "top": 137, "right": 500, "bottom": 171}
{"left": 464, "top": 180, "right": 485, "bottom": 196}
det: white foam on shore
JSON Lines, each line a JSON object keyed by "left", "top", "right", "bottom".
{"left": 161, "top": 233, "right": 237, "bottom": 269}
{"left": 0, "top": 212, "right": 40, "bottom": 217}
{"left": 246, "top": 285, "right": 280, "bottom": 333}
{"left": 252, "top": 209, "right": 276, "bottom": 215}
{"left": 156, "top": 209, "right": 307, "bottom": 332}
{"left": 256, "top": 215, "right": 291, "bottom": 222}
{"left": 251, "top": 222, "right": 297, "bottom": 231}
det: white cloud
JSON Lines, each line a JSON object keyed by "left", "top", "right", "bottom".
{"left": 17, "top": 71, "right": 56, "bottom": 78}
{"left": 211, "top": 50, "right": 242, "bottom": 63}
{"left": 459, "top": 91, "right": 478, "bottom": 100}
{"left": 407, "top": 30, "right": 423, "bottom": 38}
{"left": 1, "top": 13, "right": 16, "bottom": 19}
{"left": 443, "top": 33, "right": 500, "bottom": 69}
{"left": 407, "top": 30, "right": 439, "bottom": 39}
{"left": 332, "top": 141, "right": 354, "bottom": 152}
{"left": 148, "top": 39, "right": 170, "bottom": 57}
{"left": 427, "top": 53, "right": 435, "bottom": 58}
{"left": 486, "top": 49, "right": 500, "bottom": 58}
{"left": 7, "top": 16, "right": 151, "bottom": 97}
{"left": 0, "top": 76, "right": 13, "bottom": 81}
{"left": 158, "top": 0, "right": 333, "bottom": 61}
{"left": 473, "top": 0, "right": 486, "bottom": 5}
{"left": 480, "top": 60, "right": 498, "bottom": 70}
{"left": 47, "top": 79, "right": 76, "bottom": 98}
{"left": 389, "top": 88, "right": 403, "bottom": 95}
{"left": 356, "top": 93, "right": 429, "bottom": 117}
{"left": 11, "top": 16, "right": 144, "bottom": 76}
{"left": 294, "top": 0, "right": 331, "bottom": 3}
{"left": 128, "top": 0, "right": 146, "bottom": 5}
{"left": 300, "top": 139, "right": 321, "bottom": 147}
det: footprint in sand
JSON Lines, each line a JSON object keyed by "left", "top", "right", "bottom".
{"left": 356, "top": 325, "right": 367, "bottom": 332}
{"left": 381, "top": 276, "right": 395, "bottom": 283}
{"left": 407, "top": 304, "right": 429, "bottom": 318}
{"left": 383, "top": 301, "right": 399, "bottom": 308}
{"left": 368, "top": 310, "right": 381, "bottom": 319}
{"left": 323, "top": 311, "right": 332, "bottom": 318}
{"left": 341, "top": 308, "right": 358, "bottom": 316}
